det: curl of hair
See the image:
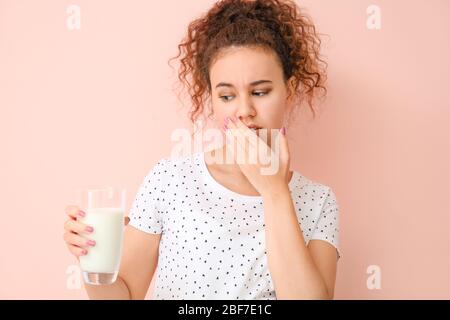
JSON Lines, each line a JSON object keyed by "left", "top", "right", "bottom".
{"left": 168, "top": 0, "right": 328, "bottom": 126}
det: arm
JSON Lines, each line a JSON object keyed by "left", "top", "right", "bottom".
{"left": 84, "top": 224, "right": 161, "bottom": 300}
{"left": 222, "top": 117, "right": 338, "bottom": 299}
{"left": 262, "top": 186, "right": 338, "bottom": 300}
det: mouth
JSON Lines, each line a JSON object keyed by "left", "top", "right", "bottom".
{"left": 249, "top": 127, "right": 263, "bottom": 137}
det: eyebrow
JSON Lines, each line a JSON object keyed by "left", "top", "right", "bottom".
{"left": 214, "top": 80, "right": 273, "bottom": 89}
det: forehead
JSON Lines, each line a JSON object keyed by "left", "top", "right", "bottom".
{"left": 209, "top": 46, "right": 284, "bottom": 86}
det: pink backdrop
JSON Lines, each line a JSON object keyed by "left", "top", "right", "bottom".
{"left": 1, "top": 0, "right": 449, "bottom": 299}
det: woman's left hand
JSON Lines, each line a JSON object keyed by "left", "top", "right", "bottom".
{"left": 223, "top": 116, "right": 291, "bottom": 198}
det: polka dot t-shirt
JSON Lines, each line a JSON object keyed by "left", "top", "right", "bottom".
{"left": 128, "top": 152, "right": 340, "bottom": 300}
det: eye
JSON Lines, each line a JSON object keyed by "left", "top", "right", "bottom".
{"left": 219, "top": 95, "right": 234, "bottom": 102}
{"left": 219, "top": 90, "right": 270, "bottom": 102}
{"left": 253, "top": 91, "right": 268, "bottom": 97}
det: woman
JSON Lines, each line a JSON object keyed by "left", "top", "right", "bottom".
{"left": 63, "top": 0, "right": 340, "bottom": 300}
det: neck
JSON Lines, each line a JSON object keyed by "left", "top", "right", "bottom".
{"left": 211, "top": 145, "right": 246, "bottom": 176}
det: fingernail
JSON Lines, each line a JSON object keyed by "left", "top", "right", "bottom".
{"left": 87, "top": 240, "right": 96, "bottom": 246}
{"left": 280, "top": 127, "right": 286, "bottom": 135}
{"left": 86, "top": 226, "right": 94, "bottom": 233}
{"left": 78, "top": 210, "right": 85, "bottom": 217}
{"left": 81, "top": 249, "right": 87, "bottom": 255}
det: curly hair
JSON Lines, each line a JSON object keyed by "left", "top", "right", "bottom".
{"left": 168, "top": 0, "right": 327, "bottom": 127}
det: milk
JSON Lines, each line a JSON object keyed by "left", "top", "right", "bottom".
{"left": 79, "top": 207, "right": 124, "bottom": 273}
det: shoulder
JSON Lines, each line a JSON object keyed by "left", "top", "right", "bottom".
{"left": 154, "top": 152, "right": 198, "bottom": 169}
{"left": 291, "top": 171, "right": 339, "bottom": 209}
{"left": 291, "top": 172, "right": 341, "bottom": 255}
{"left": 145, "top": 152, "right": 200, "bottom": 180}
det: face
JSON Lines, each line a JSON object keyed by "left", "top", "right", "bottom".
{"left": 209, "top": 46, "right": 294, "bottom": 147}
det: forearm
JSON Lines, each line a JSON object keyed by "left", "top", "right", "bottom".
{"left": 262, "top": 187, "right": 330, "bottom": 299}
{"left": 84, "top": 275, "right": 131, "bottom": 300}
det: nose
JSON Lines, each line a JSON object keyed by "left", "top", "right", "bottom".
{"left": 235, "top": 96, "right": 256, "bottom": 120}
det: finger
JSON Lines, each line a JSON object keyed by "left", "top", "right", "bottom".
{"left": 64, "top": 219, "right": 94, "bottom": 234}
{"left": 230, "top": 116, "right": 250, "bottom": 132}
{"left": 223, "top": 128, "right": 237, "bottom": 163}
{"left": 228, "top": 117, "right": 252, "bottom": 139}
{"left": 277, "top": 127, "right": 290, "bottom": 180}
{"left": 278, "top": 127, "right": 290, "bottom": 161}
{"left": 232, "top": 118, "right": 274, "bottom": 166}
{"left": 226, "top": 117, "right": 246, "bottom": 136}
{"left": 232, "top": 117, "right": 265, "bottom": 151}
{"left": 226, "top": 119, "right": 253, "bottom": 153}
{"left": 226, "top": 126, "right": 250, "bottom": 164}
{"left": 65, "top": 205, "right": 85, "bottom": 220}
{"left": 67, "top": 243, "right": 88, "bottom": 257}
{"left": 64, "top": 232, "right": 95, "bottom": 248}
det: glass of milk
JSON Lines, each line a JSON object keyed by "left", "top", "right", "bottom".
{"left": 78, "top": 186, "right": 126, "bottom": 285}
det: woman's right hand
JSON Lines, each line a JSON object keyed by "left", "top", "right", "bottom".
{"left": 63, "top": 205, "right": 130, "bottom": 260}
{"left": 63, "top": 206, "right": 96, "bottom": 260}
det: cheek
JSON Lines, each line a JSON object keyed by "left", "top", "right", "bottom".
{"left": 213, "top": 110, "right": 229, "bottom": 125}
{"left": 256, "top": 93, "right": 286, "bottom": 123}
{"left": 211, "top": 99, "right": 238, "bottom": 124}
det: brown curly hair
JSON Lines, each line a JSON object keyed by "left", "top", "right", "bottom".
{"left": 168, "top": 0, "right": 327, "bottom": 127}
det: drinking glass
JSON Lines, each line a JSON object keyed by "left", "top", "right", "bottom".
{"left": 78, "top": 186, "right": 126, "bottom": 285}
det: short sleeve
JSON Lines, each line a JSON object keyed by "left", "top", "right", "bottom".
{"left": 128, "top": 160, "right": 166, "bottom": 234}
{"left": 310, "top": 187, "right": 341, "bottom": 260}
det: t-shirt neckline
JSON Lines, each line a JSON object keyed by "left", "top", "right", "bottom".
{"left": 198, "top": 151, "right": 297, "bottom": 201}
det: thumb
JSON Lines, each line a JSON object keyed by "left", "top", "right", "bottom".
{"left": 278, "top": 127, "right": 291, "bottom": 183}
{"left": 278, "top": 127, "right": 289, "bottom": 161}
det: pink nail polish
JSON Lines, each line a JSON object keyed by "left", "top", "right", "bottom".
{"left": 86, "top": 226, "right": 94, "bottom": 233}
{"left": 78, "top": 210, "right": 85, "bottom": 217}
{"left": 280, "top": 127, "right": 286, "bottom": 135}
{"left": 81, "top": 249, "right": 87, "bottom": 255}
{"left": 87, "top": 240, "right": 96, "bottom": 246}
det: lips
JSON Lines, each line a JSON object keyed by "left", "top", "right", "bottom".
{"left": 248, "top": 127, "right": 262, "bottom": 136}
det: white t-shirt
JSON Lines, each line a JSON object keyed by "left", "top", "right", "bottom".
{"left": 128, "top": 151, "right": 340, "bottom": 300}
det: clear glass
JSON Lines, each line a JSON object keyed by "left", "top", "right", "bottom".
{"left": 77, "top": 186, "right": 126, "bottom": 285}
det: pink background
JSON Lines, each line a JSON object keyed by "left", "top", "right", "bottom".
{"left": 1, "top": 0, "right": 449, "bottom": 299}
